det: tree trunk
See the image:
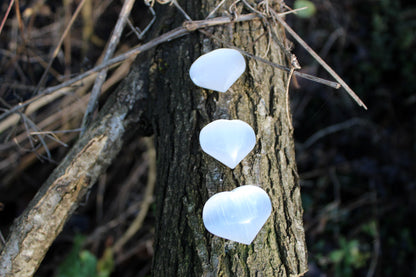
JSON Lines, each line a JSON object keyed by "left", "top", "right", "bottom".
{"left": 148, "top": 1, "right": 307, "bottom": 276}
{"left": 0, "top": 1, "right": 307, "bottom": 276}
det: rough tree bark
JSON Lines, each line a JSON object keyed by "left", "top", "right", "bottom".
{"left": 148, "top": 1, "right": 307, "bottom": 276}
{"left": 0, "top": 0, "right": 307, "bottom": 276}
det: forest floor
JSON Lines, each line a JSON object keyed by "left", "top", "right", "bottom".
{"left": 0, "top": 1, "right": 414, "bottom": 276}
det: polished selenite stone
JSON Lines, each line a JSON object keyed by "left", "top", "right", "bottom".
{"left": 199, "top": 119, "right": 256, "bottom": 169}
{"left": 202, "top": 185, "right": 272, "bottom": 245}
{"left": 189, "top": 48, "right": 246, "bottom": 92}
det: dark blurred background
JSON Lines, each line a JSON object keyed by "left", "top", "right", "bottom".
{"left": 0, "top": 0, "right": 415, "bottom": 276}
{"left": 287, "top": 0, "right": 416, "bottom": 276}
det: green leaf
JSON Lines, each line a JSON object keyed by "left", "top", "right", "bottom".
{"left": 329, "top": 249, "right": 344, "bottom": 263}
{"left": 361, "top": 220, "right": 377, "bottom": 237}
{"left": 294, "top": 0, "right": 317, "bottom": 18}
{"left": 97, "top": 247, "right": 115, "bottom": 277}
{"left": 57, "top": 235, "right": 98, "bottom": 277}
{"left": 79, "top": 250, "right": 98, "bottom": 276}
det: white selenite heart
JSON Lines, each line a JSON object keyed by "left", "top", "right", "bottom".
{"left": 189, "top": 48, "right": 246, "bottom": 92}
{"left": 203, "top": 185, "right": 272, "bottom": 245}
{"left": 199, "top": 119, "right": 256, "bottom": 169}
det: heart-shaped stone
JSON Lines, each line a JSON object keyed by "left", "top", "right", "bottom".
{"left": 189, "top": 48, "right": 246, "bottom": 92}
{"left": 199, "top": 119, "right": 256, "bottom": 169}
{"left": 202, "top": 185, "right": 272, "bottom": 244}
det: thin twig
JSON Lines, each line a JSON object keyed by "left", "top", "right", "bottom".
{"left": 14, "top": 0, "right": 24, "bottom": 40}
{"left": 242, "top": 48, "right": 340, "bottom": 88}
{"left": 2, "top": 59, "right": 130, "bottom": 154}
{"left": 63, "top": 0, "right": 72, "bottom": 78}
{"left": 0, "top": 74, "right": 94, "bottom": 134}
{"left": 30, "top": 131, "right": 68, "bottom": 147}
{"left": 278, "top": 7, "right": 308, "bottom": 17}
{"left": 0, "top": 13, "right": 261, "bottom": 122}
{"left": 263, "top": 22, "right": 272, "bottom": 58}
{"left": 10, "top": 104, "right": 83, "bottom": 152}
{"left": 80, "top": 0, "right": 136, "bottom": 134}
{"left": 0, "top": 229, "right": 5, "bottom": 247}
{"left": 113, "top": 137, "right": 156, "bottom": 253}
{"left": 30, "top": 128, "right": 82, "bottom": 134}
{"left": 171, "top": 0, "right": 192, "bottom": 21}
{"left": 206, "top": 0, "right": 227, "bottom": 19}
{"left": 127, "top": 18, "right": 143, "bottom": 39}
{"left": 302, "top": 118, "right": 365, "bottom": 149}
{"left": 241, "top": 0, "right": 262, "bottom": 15}
{"left": 128, "top": 5, "right": 156, "bottom": 40}
{"left": 20, "top": 113, "right": 52, "bottom": 160}
{"left": 0, "top": 0, "right": 14, "bottom": 35}
{"left": 35, "top": 0, "right": 89, "bottom": 92}
{"left": 96, "top": 175, "right": 106, "bottom": 222}
{"left": 115, "top": 237, "right": 153, "bottom": 265}
{"left": 182, "top": 12, "right": 259, "bottom": 30}
{"left": 198, "top": 29, "right": 341, "bottom": 89}
{"left": 243, "top": 1, "right": 364, "bottom": 107}
{"left": 1, "top": 10, "right": 341, "bottom": 132}
{"left": 286, "top": 67, "right": 295, "bottom": 130}
{"left": 112, "top": 157, "right": 148, "bottom": 216}
{"left": 269, "top": 8, "right": 368, "bottom": 110}
{"left": 366, "top": 190, "right": 380, "bottom": 277}
{"left": 85, "top": 201, "right": 142, "bottom": 246}
{"left": 21, "top": 113, "right": 36, "bottom": 151}
{"left": 0, "top": 48, "right": 133, "bottom": 135}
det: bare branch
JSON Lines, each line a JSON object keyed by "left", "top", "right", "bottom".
{"left": 0, "top": 0, "right": 14, "bottom": 35}
{"left": 112, "top": 137, "right": 156, "bottom": 253}
{"left": 35, "top": 0, "right": 89, "bottom": 92}
{"left": 81, "top": 0, "right": 136, "bottom": 134}
{"left": 0, "top": 57, "right": 151, "bottom": 277}
{"left": 301, "top": 118, "right": 366, "bottom": 149}
{"left": 269, "top": 8, "right": 368, "bottom": 110}
{"left": 0, "top": 13, "right": 262, "bottom": 123}
{"left": 198, "top": 29, "right": 341, "bottom": 89}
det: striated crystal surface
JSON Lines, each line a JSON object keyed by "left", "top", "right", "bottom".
{"left": 189, "top": 48, "right": 246, "bottom": 92}
{"left": 199, "top": 119, "right": 256, "bottom": 169}
{"left": 202, "top": 185, "right": 272, "bottom": 245}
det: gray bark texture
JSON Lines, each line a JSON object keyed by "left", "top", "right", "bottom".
{"left": 148, "top": 1, "right": 307, "bottom": 276}
{"left": 0, "top": 0, "right": 307, "bottom": 276}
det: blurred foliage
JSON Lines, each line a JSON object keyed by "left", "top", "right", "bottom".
{"left": 294, "top": 0, "right": 317, "bottom": 18}
{"left": 354, "top": 0, "right": 416, "bottom": 100}
{"left": 328, "top": 237, "right": 370, "bottom": 276}
{"left": 56, "top": 235, "right": 114, "bottom": 277}
{"left": 97, "top": 248, "right": 115, "bottom": 277}
{"left": 314, "top": 236, "right": 371, "bottom": 277}
{"left": 290, "top": 0, "right": 416, "bottom": 276}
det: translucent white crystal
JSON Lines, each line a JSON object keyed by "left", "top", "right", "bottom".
{"left": 202, "top": 185, "right": 272, "bottom": 245}
{"left": 199, "top": 119, "right": 256, "bottom": 169}
{"left": 189, "top": 48, "right": 246, "bottom": 92}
